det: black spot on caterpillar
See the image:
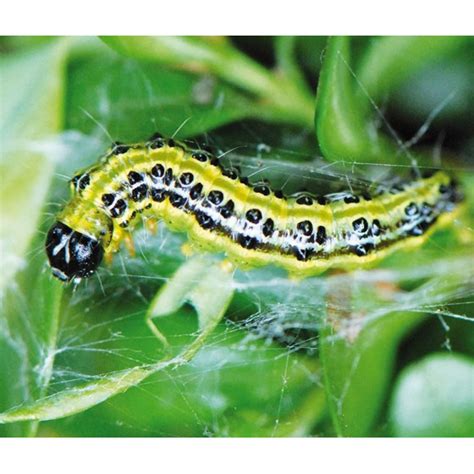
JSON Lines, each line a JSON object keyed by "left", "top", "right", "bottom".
{"left": 45, "top": 134, "right": 464, "bottom": 282}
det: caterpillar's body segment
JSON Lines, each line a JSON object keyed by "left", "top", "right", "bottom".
{"left": 45, "top": 134, "right": 463, "bottom": 282}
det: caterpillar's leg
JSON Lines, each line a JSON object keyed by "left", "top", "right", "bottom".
{"left": 181, "top": 242, "right": 195, "bottom": 257}
{"left": 219, "top": 259, "right": 235, "bottom": 274}
{"left": 107, "top": 226, "right": 127, "bottom": 254}
{"left": 103, "top": 228, "right": 125, "bottom": 265}
{"left": 104, "top": 250, "right": 114, "bottom": 266}
{"left": 104, "top": 226, "right": 132, "bottom": 264}
{"left": 145, "top": 217, "right": 158, "bottom": 235}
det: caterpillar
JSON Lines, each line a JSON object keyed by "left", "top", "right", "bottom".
{"left": 45, "top": 133, "right": 464, "bottom": 282}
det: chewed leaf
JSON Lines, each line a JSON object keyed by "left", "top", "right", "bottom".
{"left": 188, "top": 264, "right": 235, "bottom": 331}
{"left": 148, "top": 255, "right": 234, "bottom": 331}
{"left": 390, "top": 353, "right": 474, "bottom": 437}
{"left": 148, "top": 256, "right": 213, "bottom": 319}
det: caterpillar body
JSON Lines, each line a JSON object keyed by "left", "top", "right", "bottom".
{"left": 45, "top": 133, "right": 463, "bottom": 282}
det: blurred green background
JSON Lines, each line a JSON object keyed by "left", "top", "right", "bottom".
{"left": 0, "top": 36, "right": 473, "bottom": 437}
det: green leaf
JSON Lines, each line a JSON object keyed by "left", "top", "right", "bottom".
{"left": 390, "top": 353, "right": 474, "bottom": 437}
{"left": 101, "top": 36, "right": 314, "bottom": 127}
{"left": 66, "top": 55, "right": 258, "bottom": 140}
{"left": 0, "top": 365, "right": 156, "bottom": 423}
{"left": 0, "top": 40, "right": 69, "bottom": 292}
{"left": 320, "top": 301, "right": 424, "bottom": 436}
{"left": 319, "top": 259, "right": 473, "bottom": 437}
{"left": 315, "top": 36, "right": 398, "bottom": 164}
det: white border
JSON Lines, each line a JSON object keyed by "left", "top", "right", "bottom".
{"left": 1, "top": 1, "right": 474, "bottom": 35}
{"left": 1, "top": 438, "right": 473, "bottom": 474}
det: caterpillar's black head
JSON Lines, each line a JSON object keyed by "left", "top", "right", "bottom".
{"left": 45, "top": 222, "right": 104, "bottom": 282}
